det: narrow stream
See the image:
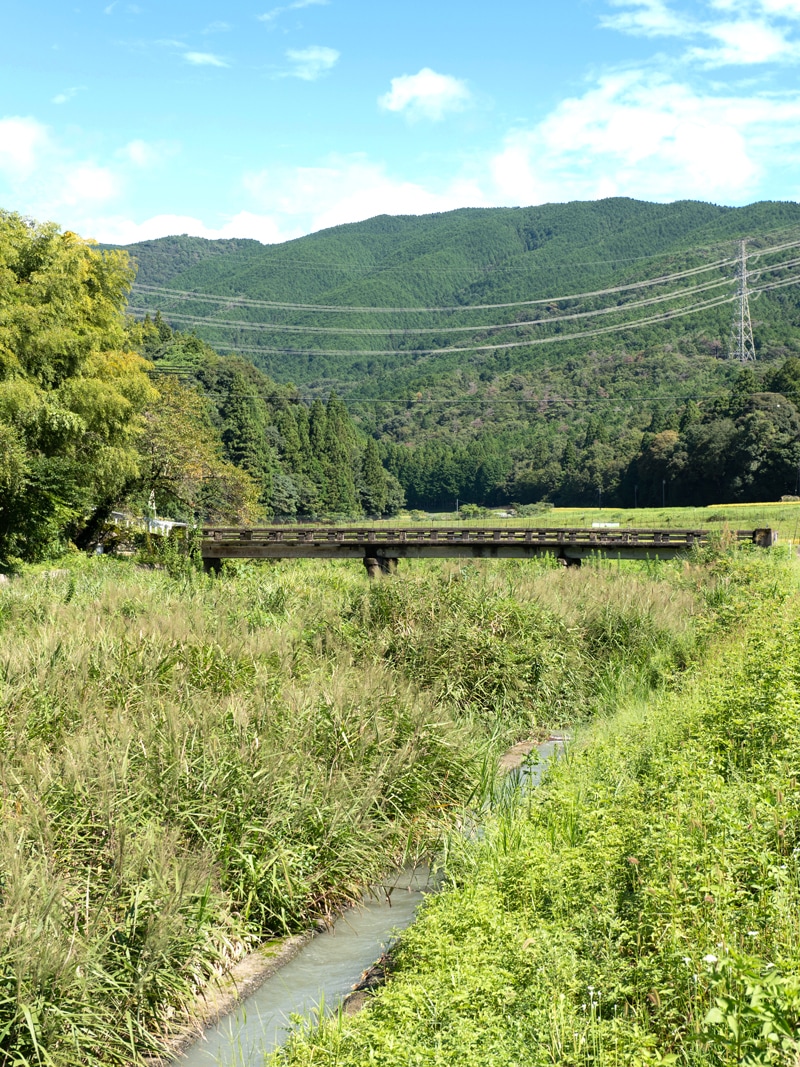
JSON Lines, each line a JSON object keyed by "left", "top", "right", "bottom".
{"left": 175, "top": 739, "right": 563, "bottom": 1067}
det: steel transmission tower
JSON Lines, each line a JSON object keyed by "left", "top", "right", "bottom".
{"left": 730, "top": 239, "right": 756, "bottom": 362}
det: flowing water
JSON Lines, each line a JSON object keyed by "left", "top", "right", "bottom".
{"left": 175, "top": 739, "right": 564, "bottom": 1067}
{"left": 175, "top": 867, "right": 432, "bottom": 1066}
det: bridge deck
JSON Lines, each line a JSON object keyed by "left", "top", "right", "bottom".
{"left": 201, "top": 525, "right": 775, "bottom": 570}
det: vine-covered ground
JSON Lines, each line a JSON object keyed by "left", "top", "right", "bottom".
{"left": 276, "top": 551, "right": 800, "bottom": 1066}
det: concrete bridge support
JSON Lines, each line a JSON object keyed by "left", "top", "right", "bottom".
{"left": 363, "top": 556, "right": 398, "bottom": 578}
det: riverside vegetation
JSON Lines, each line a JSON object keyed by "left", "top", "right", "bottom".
{"left": 0, "top": 545, "right": 787, "bottom": 1066}
{"left": 275, "top": 550, "right": 800, "bottom": 1067}
{"left": 0, "top": 546, "right": 789, "bottom": 1062}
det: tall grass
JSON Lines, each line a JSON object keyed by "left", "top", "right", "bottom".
{"left": 273, "top": 551, "right": 800, "bottom": 1066}
{"left": 0, "top": 550, "right": 764, "bottom": 1064}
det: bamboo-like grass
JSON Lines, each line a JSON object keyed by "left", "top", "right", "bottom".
{"left": 0, "top": 550, "right": 753, "bottom": 1064}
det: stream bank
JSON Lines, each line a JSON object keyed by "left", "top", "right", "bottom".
{"left": 172, "top": 738, "right": 565, "bottom": 1066}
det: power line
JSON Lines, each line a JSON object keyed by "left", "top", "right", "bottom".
{"left": 154, "top": 292, "right": 740, "bottom": 359}
{"left": 128, "top": 276, "right": 735, "bottom": 337}
{"left": 131, "top": 257, "right": 738, "bottom": 315}
{"left": 129, "top": 234, "right": 800, "bottom": 316}
{"left": 129, "top": 255, "right": 800, "bottom": 339}
{"left": 145, "top": 271, "right": 799, "bottom": 361}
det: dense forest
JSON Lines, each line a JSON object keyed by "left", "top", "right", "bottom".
{"left": 118, "top": 198, "right": 800, "bottom": 509}
{"left": 0, "top": 212, "right": 401, "bottom": 568}
{"left": 4, "top": 198, "right": 800, "bottom": 566}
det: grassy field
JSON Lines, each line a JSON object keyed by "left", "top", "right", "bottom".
{"left": 0, "top": 548, "right": 746, "bottom": 1066}
{"left": 304, "top": 501, "right": 800, "bottom": 542}
{"left": 274, "top": 549, "right": 800, "bottom": 1067}
{"left": 541, "top": 502, "right": 800, "bottom": 541}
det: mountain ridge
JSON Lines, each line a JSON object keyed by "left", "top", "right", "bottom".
{"left": 116, "top": 198, "right": 800, "bottom": 508}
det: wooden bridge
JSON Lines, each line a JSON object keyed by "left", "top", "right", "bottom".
{"left": 201, "top": 525, "right": 776, "bottom": 576}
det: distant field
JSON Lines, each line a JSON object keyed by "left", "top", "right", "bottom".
{"left": 541, "top": 502, "right": 800, "bottom": 540}
{"left": 344, "top": 502, "right": 800, "bottom": 542}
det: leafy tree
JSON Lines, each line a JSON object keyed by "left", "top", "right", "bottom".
{"left": 766, "top": 357, "right": 800, "bottom": 409}
{"left": 0, "top": 212, "right": 154, "bottom": 564}
{"left": 136, "top": 377, "right": 259, "bottom": 523}
{"left": 728, "top": 392, "right": 800, "bottom": 501}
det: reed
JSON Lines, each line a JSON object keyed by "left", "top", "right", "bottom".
{"left": 273, "top": 551, "right": 800, "bottom": 1066}
{"left": 0, "top": 549, "right": 766, "bottom": 1064}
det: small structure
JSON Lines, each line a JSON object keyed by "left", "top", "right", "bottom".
{"left": 200, "top": 525, "right": 775, "bottom": 576}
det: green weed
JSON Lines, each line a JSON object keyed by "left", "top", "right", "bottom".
{"left": 271, "top": 554, "right": 800, "bottom": 1067}
{"left": 0, "top": 549, "right": 776, "bottom": 1064}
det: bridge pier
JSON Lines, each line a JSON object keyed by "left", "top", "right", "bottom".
{"left": 363, "top": 556, "right": 398, "bottom": 578}
{"left": 203, "top": 557, "right": 222, "bottom": 576}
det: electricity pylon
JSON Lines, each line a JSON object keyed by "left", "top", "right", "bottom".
{"left": 730, "top": 239, "right": 756, "bottom": 362}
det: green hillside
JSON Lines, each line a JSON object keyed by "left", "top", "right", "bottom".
{"left": 117, "top": 198, "right": 800, "bottom": 509}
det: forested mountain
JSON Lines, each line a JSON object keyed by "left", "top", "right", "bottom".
{"left": 117, "top": 199, "right": 800, "bottom": 508}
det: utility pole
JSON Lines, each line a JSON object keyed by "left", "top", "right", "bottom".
{"left": 730, "top": 240, "right": 756, "bottom": 363}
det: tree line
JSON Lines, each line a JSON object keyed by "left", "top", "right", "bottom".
{"left": 377, "top": 362, "right": 800, "bottom": 510}
{"left": 0, "top": 213, "right": 402, "bottom": 568}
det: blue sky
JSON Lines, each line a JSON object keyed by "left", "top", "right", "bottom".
{"left": 1, "top": 0, "right": 800, "bottom": 244}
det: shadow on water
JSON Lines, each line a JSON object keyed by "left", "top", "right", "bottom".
{"left": 175, "top": 739, "right": 565, "bottom": 1067}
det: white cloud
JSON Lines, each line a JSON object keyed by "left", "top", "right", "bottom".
{"left": 79, "top": 210, "right": 294, "bottom": 245}
{"left": 118, "top": 139, "right": 162, "bottom": 167}
{"left": 60, "top": 165, "right": 119, "bottom": 208}
{"left": 487, "top": 70, "right": 800, "bottom": 206}
{"left": 757, "top": 0, "right": 800, "bottom": 14}
{"left": 183, "top": 51, "right": 228, "bottom": 67}
{"left": 690, "top": 18, "right": 795, "bottom": 62}
{"left": 243, "top": 155, "right": 486, "bottom": 234}
{"left": 713, "top": 0, "right": 800, "bottom": 14}
{"left": 0, "top": 117, "right": 50, "bottom": 177}
{"left": 0, "top": 115, "right": 121, "bottom": 223}
{"left": 284, "top": 45, "right": 339, "bottom": 80}
{"left": 379, "top": 68, "right": 472, "bottom": 121}
{"left": 52, "top": 86, "right": 83, "bottom": 105}
{"left": 601, "top": 0, "right": 696, "bottom": 37}
{"left": 602, "top": 0, "right": 800, "bottom": 63}
{"left": 202, "top": 20, "right": 231, "bottom": 33}
{"left": 258, "top": 0, "right": 329, "bottom": 25}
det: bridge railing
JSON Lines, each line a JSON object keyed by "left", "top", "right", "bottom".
{"left": 201, "top": 525, "right": 761, "bottom": 547}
